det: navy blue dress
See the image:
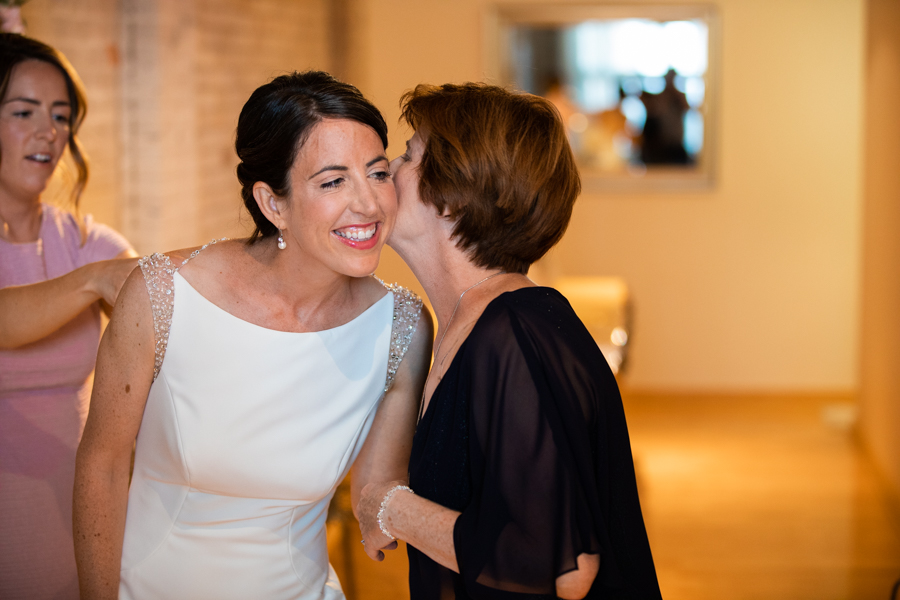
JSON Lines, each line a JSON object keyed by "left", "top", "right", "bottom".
{"left": 407, "top": 287, "right": 662, "bottom": 599}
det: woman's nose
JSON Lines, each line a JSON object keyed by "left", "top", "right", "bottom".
{"left": 352, "top": 179, "right": 380, "bottom": 215}
{"left": 35, "top": 114, "right": 59, "bottom": 142}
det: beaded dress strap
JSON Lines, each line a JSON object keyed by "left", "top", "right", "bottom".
{"left": 138, "top": 253, "right": 176, "bottom": 382}
{"left": 381, "top": 282, "right": 424, "bottom": 393}
{"left": 138, "top": 238, "right": 226, "bottom": 382}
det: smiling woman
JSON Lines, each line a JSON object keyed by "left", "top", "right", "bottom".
{"left": 0, "top": 34, "right": 136, "bottom": 600}
{"left": 73, "top": 70, "right": 432, "bottom": 600}
{"left": 254, "top": 117, "right": 395, "bottom": 282}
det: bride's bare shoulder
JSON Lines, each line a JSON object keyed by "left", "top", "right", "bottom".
{"left": 166, "top": 237, "right": 240, "bottom": 268}
{"left": 146, "top": 239, "right": 258, "bottom": 280}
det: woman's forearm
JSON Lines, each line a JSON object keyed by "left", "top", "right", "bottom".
{"left": 370, "top": 485, "right": 460, "bottom": 572}
{"left": 351, "top": 307, "right": 432, "bottom": 519}
{"left": 0, "top": 265, "right": 99, "bottom": 348}
{"left": 389, "top": 492, "right": 460, "bottom": 572}
{"left": 73, "top": 447, "right": 131, "bottom": 600}
{"left": 0, "top": 254, "right": 137, "bottom": 349}
{"left": 365, "top": 484, "right": 598, "bottom": 597}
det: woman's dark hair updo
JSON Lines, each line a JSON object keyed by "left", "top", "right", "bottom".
{"left": 235, "top": 71, "right": 388, "bottom": 243}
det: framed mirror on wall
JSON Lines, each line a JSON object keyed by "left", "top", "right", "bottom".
{"left": 485, "top": 4, "right": 719, "bottom": 192}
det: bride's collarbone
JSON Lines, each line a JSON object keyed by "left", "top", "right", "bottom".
{"left": 206, "top": 281, "right": 383, "bottom": 333}
{"left": 179, "top": 247, "right": 386, "bottom": 332}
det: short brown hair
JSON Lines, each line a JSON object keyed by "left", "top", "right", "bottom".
{"left": 399, "top": 83, "right": 580, "bottom": 274}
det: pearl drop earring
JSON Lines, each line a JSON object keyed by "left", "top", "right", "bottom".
{"left": 277, "top": 232, "right": 286, "bottom": 250}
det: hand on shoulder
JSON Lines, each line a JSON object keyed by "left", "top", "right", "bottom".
{"left": 89, "top": 252, "right": 140, "bottom": 308}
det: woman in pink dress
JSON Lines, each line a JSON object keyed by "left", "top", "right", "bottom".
{"left": 0, "top": 34, "right": 136, "bottom": 599}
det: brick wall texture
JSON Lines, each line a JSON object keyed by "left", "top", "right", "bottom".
{"left": 22, "top": 0, "right": 331, "bottom": 253}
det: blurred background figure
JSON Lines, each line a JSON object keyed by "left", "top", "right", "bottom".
{"left": 543, "top": 79, "right": 637, "bottom": 173}
{"left": 515, "top": 18, "right": 708, "bottom": 171}
{"left": 0, "top": 33, "right": 135, "bottom": 599}
{"left": 639, "top": 69, "right": 692, "bottom": 165}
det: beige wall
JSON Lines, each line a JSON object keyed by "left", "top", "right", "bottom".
{"left": 193, "top": 0, "right": 332, "bottom": 243}
{"left": 24, "top": 0, "right": 123, "bottom": 230}
{"left": 360, "top": 0, "right": 865, "bottom": 393}
{"left": 859, "top": 0, "right": 900, "bottom": 497}
{"left": 24, "top": 0, "right": 866, "bottom": 394}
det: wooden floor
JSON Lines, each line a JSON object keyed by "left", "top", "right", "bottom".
{"left": 327, "top": 394, "right": 900, "bottom": 600}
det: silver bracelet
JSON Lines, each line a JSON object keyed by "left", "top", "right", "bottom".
{"left": 377, "top": 485, "right": 413, "bottom": 540}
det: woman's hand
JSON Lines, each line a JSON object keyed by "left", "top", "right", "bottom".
{"left": 357, "top": 480, "right": 403, "bottom": 561}
{"left": 0, "top": 250, "right": 137, "bottom": 349}
{"left": 88, "top": 255, "right": 140, "bottom": 308}
{"left": 358, "top": 479, "right": 461, "bottom": 571}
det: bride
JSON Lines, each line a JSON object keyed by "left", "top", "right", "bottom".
{"left": 73, "top": 71, "right": 431, "bottom": 599}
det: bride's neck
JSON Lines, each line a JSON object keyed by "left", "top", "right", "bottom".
{"left": 248, "top": 238, "right": 359, "bottom": 309}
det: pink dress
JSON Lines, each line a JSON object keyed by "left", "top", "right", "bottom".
{"left": 0, "top": 204, "right": 131, "bottom": 600}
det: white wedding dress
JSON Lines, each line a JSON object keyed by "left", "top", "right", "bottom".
{"left": 118, "top": 248, "right": 421, "bottom": 599}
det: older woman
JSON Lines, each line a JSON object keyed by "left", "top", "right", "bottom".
{"left": 358, "top": 83, "right": 662, "bottom": 600}
{"left": 73, "top": 71, "right": 431, "bottom": 599}
{"left": 0, "top": 34, "right": 135, "bottom": 599}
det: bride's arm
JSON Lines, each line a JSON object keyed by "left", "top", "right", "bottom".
{"left": 73, "top": 268, "right": 156, "bottom": 599}
{"left": 349, "top": 304, "right": 433, "bottom": 551}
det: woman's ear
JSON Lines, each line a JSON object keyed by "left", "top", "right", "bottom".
{"left": 253, "top": 182, "right": 288, "bottom": 230}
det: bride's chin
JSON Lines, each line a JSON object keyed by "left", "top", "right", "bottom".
{"left": 338, "top": 256, "right": 383, "bottom": 279}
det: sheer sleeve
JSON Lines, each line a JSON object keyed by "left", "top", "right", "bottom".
{"left": 452, "top": 302, "right": 599, "bottom": 597}
{"left": 137, "top": 253, "right": 176, "bottom": 382}
{"left": 452, "top": 290, "right": 661, "bottom": 600}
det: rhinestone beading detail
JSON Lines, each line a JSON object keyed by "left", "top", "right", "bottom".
{"left": 139, "top": 244, "right": 414, "bottom": 386}
{"left": 377, "top": 484, "right": 414, "bottom": 540}
{"left": 138, "top": 238, "right": 226, "bottom": 382}
{"left": 381, "top": 282, "right": 423, "bottom": 393}
{"left": 181, "top": 237, "right": 226, "bottom": 267}
{"left": 138, "top": 252, "right": 176, "bottom": 382}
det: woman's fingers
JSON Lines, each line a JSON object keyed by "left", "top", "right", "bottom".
{"left": 361, "top": 538, "right": 397, "bottom": 561}
{"left": 362, "top": 542, "right": 385, "bottom": 562}
{"left": 94, "top": 258, "right": 140, "bottom": 306}
{"left": 357, "top": 481, "right": 403, "bottom": 561}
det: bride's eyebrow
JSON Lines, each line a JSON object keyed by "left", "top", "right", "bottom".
{"left": 309, "top": 155, "right": 388, "bottom": 179}
{"left": 308, "top": 165, "right": 347, "bottom": 179}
